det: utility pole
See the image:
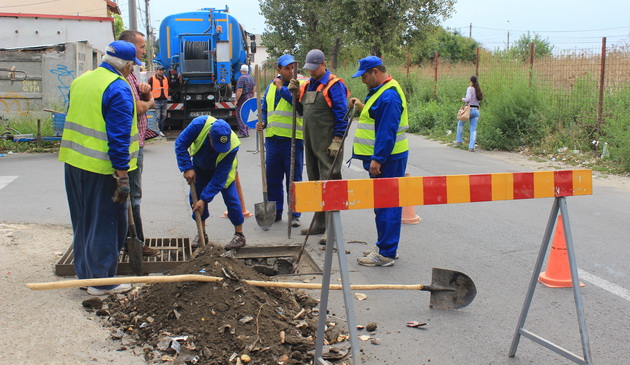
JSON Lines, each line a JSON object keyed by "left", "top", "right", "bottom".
{"left": 506, "top": 20, "right": 510, "bottom": 51}
{"left": 145, "top": 0, "right": 153, "bottom": 70}
{"left": 129, "top": 0, "right": 138, "bottom": 31}
{"left": 469, "top": 23, "right": 472, "bottom": 39}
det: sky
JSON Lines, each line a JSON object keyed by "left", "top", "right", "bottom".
{"left": 117, "top": 0, "right": 630, "bottom": 52}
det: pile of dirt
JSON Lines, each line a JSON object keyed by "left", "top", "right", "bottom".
{"left": 86, "top": 243, "right": 351, "bottom": 364}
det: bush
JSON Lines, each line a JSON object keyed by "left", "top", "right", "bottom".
{"left": 602, "top": 85, "right": 630, "bottom": 171}
{"left": 479, "top": 81, "right": 550, "bottom": 150}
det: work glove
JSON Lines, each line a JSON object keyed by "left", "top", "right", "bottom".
{"left": 112, "top": 174, "right": 130, "bottom": 203}
{"left": 288, "top": 78, "right": 300, "bottom": 93}
{"left": 327, "top": 138, "right": 342, "bottom": 158}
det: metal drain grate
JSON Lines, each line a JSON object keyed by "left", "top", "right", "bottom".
{"left": 55, "top": 240, "right": 321, "bottom": 277}
{"left": 55, "top": 238, "right": 193, "bottom": 276}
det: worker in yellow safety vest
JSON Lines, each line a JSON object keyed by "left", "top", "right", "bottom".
{"left": 59, "top": 40, "right": 141, "bottom": 296}
{"left": 257, "top": 54, "right": 304, "bottom": 228}
{"left": 175, "top": 117, "right": 246, "bottom": 251}
{"left": 349, "top": 56, "right": 409, "bottom": 267}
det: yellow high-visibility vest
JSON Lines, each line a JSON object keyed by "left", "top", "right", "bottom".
{"left": 59, "top": 67, "right": 138, "bottom": 174}
{"left": 265, "top": 81, "right": 303, "bottom": 139}
{"left": 189, "top": 116, "right": 240, "bottom": 188}
{"left": 353, "top": 78, "right": 409, "bottom": 157}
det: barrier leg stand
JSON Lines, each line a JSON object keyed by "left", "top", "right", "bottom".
{"left": 314, "top": 211, "right": 362, "bottom": 365}
{"left": 559, "top": 198, "right": 593, "bottom": 364}
{"left": 509, "top": 197, "right": 592, "bottom": 365}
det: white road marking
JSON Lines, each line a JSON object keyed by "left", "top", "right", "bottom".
{"left": 0, "top": 176, "right": 18, "bottom": 190}
{"left": 578, "top": 268, "right": 630, "bottom": 302}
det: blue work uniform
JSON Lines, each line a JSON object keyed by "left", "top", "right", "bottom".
{"left": 174, "top": 117, "right": 244, "bottom": 226}
{"left": 261, "top": 77, "right": 303, "bottom": 219}
{"left": 352, "top": 79, "right": 408, "bottom": 258}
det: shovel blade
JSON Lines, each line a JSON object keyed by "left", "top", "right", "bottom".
{"left": 126, "top": 236, "right": 144, "bottom": 276}
{"left": 254, "top": 201, "right": 276, "bottom": 230}
{"left": 428, "top": 268, "right": 476, "bottom": 310}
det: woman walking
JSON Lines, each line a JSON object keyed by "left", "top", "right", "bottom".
{"left": 454, "top": 75, "right": 483, "bottom": 152}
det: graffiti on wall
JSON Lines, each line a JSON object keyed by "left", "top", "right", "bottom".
{"left": 49, "top": 64, "right": 76, "bottom": 105}
{"left": 0, "top": 93, "right": 31, "bottom": 115}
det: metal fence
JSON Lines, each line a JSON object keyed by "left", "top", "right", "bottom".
{"left": 410, "top": 38, "right": 629, "bottom": 135}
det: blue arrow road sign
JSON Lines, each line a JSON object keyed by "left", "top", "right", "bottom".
{"left": 240, "top": 97, "right": 259, "bottom": 128}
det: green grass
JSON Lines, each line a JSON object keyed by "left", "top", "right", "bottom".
{"left": 0, "top": 116, "right": 60, "bottom": 153}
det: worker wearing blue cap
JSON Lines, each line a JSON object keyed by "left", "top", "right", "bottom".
{"left": 175, "top": 117, "right": 246, "bottom": 251}
{"left": 59, "top": 40, "right": 142, "bottom": 296}
{"left": 350, "top": 56, "right": 409, "bottom": 267}
{"left": 257, "top": 54, "right": 304, "bottom": 228}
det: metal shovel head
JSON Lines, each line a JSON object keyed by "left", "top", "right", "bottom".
{"left": 254, "top": 201, "right": 276, "bottom": 231}
{"left": 428, "top": 268, "right": 477, "bottom": 310}
{"left": 126, "top": 236, "right": 144, "bottom": 276}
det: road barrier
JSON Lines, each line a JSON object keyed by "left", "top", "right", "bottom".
{"left": 292, "top": 169, "right": 593, "bottom": 365}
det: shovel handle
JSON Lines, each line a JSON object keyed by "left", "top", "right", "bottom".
{"left": 255, "top": 65, "right": 269, "bottom": 196}
{"left": 190, "top": 184, "right": 206, "bottom": 246}
{"left": 26, "top": 274, "right": 428, "bottom": 291}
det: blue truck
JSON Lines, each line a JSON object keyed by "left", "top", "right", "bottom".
{"left": 155, "top": 7, "right": 256, "bottom": 130}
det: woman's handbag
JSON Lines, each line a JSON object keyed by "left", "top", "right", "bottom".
{"left": 457, "top": 104, "right": 471, "bottom": 122}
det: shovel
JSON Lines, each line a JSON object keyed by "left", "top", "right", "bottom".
{"left": 253, "top": 64, "right": 276, "bottom": 230}
{"left": 26, "top": 267, "right": 476, "bottom": 309}
{"left": 126, "top": 202, "right": 144, "bottom": 276}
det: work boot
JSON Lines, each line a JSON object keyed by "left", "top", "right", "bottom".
{"left": 357, "top": 251, "right": 395, "bottom": 267}
{"left": 224, "top": 232, "right": 246, "bottom": 251}
{"left": 142, "top": 245, "right": 159, "bottom": 256}
{"left": 192, "top": 232, "right": 209, "bottom": 248}
{"left": 301, "top": 212, "right": 326, "bottom": 235}
{"left": 291, "top": 217, "right": 301, "bottom": 227}
{"left": 318, "top": 232, "right": 327, "bottom": 245}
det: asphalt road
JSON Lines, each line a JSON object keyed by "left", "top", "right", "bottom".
{"left": 1, "top": 130, "right": 629, "bottom": 364}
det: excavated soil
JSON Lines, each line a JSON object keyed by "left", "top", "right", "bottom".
{"left": 90, "top": 243, "right": 351, "bottom": 365}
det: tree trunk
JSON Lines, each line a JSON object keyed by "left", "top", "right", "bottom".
{"left": 371, "top": 41, "right": 382, "bottom": 58}
{"left": 330, "top": 37, "right": 341, "bottom": 71}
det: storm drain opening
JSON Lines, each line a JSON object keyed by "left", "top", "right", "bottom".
{"left": 235, "top": 245, "right": 321, "bottom": 276}
{"left": 55, "top": 239, "right": 321, "bottom": 277}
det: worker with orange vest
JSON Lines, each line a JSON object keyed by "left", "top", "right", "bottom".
{"left": 148, "top": 65, "right": 169, "bottom": 136}
{"left": 288, "top": 49, "right": 349, "bottom": 244}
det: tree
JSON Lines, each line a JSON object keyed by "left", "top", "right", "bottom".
{"left": 350, "top": 0, "right": 455, "bottom": 58}
{"left": 259, "top": 0, "right": 351, "bottom": 69}
{"left": 508, "top": 32, "right": 554, "bottom": 61}
{"left": 259, "top": 0, "right": 455, "bottom": 67}
{"left": 113, "top": 14, "right": 125, "bottom": 40}
{"left": 413, "top": 27, "right": 479, "bottom": 63}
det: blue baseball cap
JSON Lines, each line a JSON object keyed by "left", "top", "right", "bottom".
{"left": 352, "top": 56, "right": 383, "bottom": 78}
{"left": 210, "top": 119, "right": 232, "bottom": 153}
{"left": 278, "top": 54, "right": 295, "bottom": 67}
{"left": 107, "top": 40, "right": 142, "bottom": 66}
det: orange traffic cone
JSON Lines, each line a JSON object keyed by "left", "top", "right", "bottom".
{"left": 538, "top": 215, "right": 584, "bottom": 288}
{"left": 402, "top": 173, "right": 421, "bottom": 224}
{"left": 222, "top": 173, "right": 252, "bottom": 218}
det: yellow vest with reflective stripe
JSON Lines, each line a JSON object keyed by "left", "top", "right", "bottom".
{"left": 59, "top": 67, "right": 138, "bottom": 174}
{"left": 265, "top": 81, "right": 303, "bottom": 139}
{"left": 353, "top": 79, "right": 409, "bottom": 157}
{"left": 189, "top": 116, "right": 240, "bottom": 188}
